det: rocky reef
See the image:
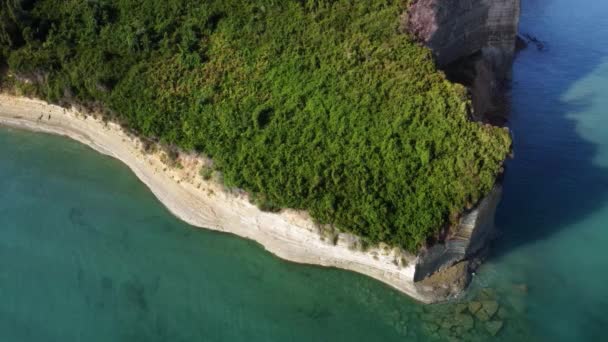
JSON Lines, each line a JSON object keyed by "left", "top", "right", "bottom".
{"left": 414, "top": 285, "right": 530, "bottom": 339}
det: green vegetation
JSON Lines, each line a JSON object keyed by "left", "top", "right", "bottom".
{"left": 200, "top": 165, "right": 214, "bottom": 181}
{"left": 0, "top": 0, "right": 510, "bottom": 251}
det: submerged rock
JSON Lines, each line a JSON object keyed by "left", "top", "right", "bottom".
{"left": 441, "top": 319, "right": 455, "bottom": 330}
{"left": 455, "top": 314, "right": 475, "bottom": 331}
{"left": 438, "top": 328, "right": 451, "bottom": 338}
{"left": 455, "top": 303, "right": 468, "bottom": 314}
{"left": 486, "top": 320, "right": 504, "bottom": 336}
{"left": 474, "top": 301, "right": 499, "bottom": 322}
{"left": 468, "top": 301, "right": 482, "bottom": 314}
{"left": 478, "top": 288, "right": 497, "bottom": 301}
{"left": 475, "top": 308, "right": 491, "bottom": 322}
{"left": 481, "top": 300, "right": 499, "bottom": 318}
{"left": 423, "top": 322, "right": 439, "bottom": 333}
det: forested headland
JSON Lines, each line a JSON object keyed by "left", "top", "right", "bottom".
{"left": 0, "top": 0, "right": 510, "bottom": 251}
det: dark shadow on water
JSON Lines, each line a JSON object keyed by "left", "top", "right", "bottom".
{"left": 489, "top": 0, "right": 608, "bottom": 259}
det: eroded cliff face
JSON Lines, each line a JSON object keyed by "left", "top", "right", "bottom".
{"left": 403, "top": 0, "right": 520, "bottom": 123}
{"left": 404, "top": 0, "right": 520, "bottom": 69}
{"left": 403, "top": 1, "right": 518, "bottom": 301}
{"left": 413, "top": 185, "right": 503, "bottom": 301}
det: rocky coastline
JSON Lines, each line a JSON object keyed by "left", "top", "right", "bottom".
{"left": 0, "top": 0, "right": 520, "bottom": 303}
{"left": 402, "top": 0, "right": 520, "bottom": 295}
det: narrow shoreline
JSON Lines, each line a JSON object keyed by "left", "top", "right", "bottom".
{"left": 0, "top": 94, "right": 436, "bottom": 303}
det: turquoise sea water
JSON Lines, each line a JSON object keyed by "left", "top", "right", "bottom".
{"left": 1, "top": 0, "right": 607, "bottom": 340}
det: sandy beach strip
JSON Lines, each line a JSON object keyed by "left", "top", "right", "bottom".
{"left": 0, "top": 94, "right": 432, "bottom": 302}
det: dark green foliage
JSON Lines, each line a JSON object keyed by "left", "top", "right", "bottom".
{"left": 0, "top": 0, "right": 510, "bottom": 251}
{"left": 199, "top": 165, "right": 214, "bottom": 181}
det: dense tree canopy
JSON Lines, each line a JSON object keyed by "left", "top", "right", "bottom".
{"left": 0, "top": 0, "right": 510, "bottom": 251}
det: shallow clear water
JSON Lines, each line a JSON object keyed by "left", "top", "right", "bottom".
{"left": 1, "top": 0, "right": 607, "bottom": 340}
{"left": 478, "top": 0, "right": 608, "bottom": 340}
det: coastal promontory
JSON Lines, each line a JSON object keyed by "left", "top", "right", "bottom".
{"left": 0, "top": 0, "right": 518, "bottom": 301}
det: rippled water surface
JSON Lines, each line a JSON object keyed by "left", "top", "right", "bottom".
{"left": 1, "top": 0, "right": 607, "bottom": 340}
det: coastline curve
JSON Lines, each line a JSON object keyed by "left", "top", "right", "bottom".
{"left": 0, "top": 94, "right": 434, "bottom": 302}
{"left": 0, "top": 94, "right": 503, "bottom": 303}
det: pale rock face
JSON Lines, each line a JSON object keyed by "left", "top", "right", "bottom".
{"left": 415, "top": 185, "right": 503, "bottom": 280}
{"left": 413, "top": 185, "right": 503, "bottom": 300}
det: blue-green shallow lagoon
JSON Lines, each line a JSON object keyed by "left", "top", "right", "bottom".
{"left": 2, "top": 0, "right": 608, "bottom": 340}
